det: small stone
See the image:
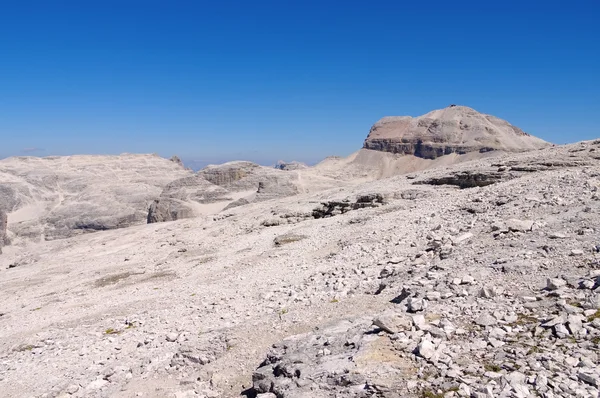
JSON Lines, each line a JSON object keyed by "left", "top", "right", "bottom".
{"left": 86, "top": 379, "right": 108, "bottom": 390}
{"left": 522, "top": 296, "right": 538, "bottom": 302}
{"left": 489, "top": 327, "right": 506, "bottom": 340}
{"left": 566, "top": 314, "right": 584, "bottom": 334}
{"left": 570, "top": 249, "right": 584, "bottom": 256}
{"left": 578, "top": 372, "right": 599, "bottom": 387}
{"left": 553, "top": 323, "right": 570, "bottom": 338}
{"left": 580, "top": 280, "right": 595, "bottom": 289}
{"left": 475, "top": 313, "right": 497, "bottom": 327}
{"left": 506, "top": 219, "right": 534, "bottom": 232}
{"left": 542, "top": 314, "right": 566, "bottom": 328}
{"left": 417, "top": 339, "right": 436, "bottom": 359}
{"left": 461, "top": 275, "right": 475, "bottom": 285}
{"left": 66, "top": 385, "right": 79, "bottom": 394}
{"left": 452, "top": 233, "right": 473, "bottom": 245}
{"left": 549, "top": 232, "right": 567, "bottom": 239}
{"left": 373, "top": 314, "right": 410, "bottom": 334}
{"left": 546, "top": 278, "right": 566, "bottom": 291}
{"left": 412, "top": 314, "right": 429, "bottom": 330}
{"left": 479, "top": 287, "right": 503, "bottom": 298}
{"left": 407, "top": 297, "right": 427, "bottom": 313}
{"left": 166, "top": 333, "right": 179, "bottom": 342}
{"left": 425, "top": 291, "right": 441, "bottom": 301}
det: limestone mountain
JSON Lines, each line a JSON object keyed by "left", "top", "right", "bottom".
{"left": 0, "top": 154, "right": 192, "bottom": 243}
{"left": 363, "top": 105, "right": 550, "bottom": 159}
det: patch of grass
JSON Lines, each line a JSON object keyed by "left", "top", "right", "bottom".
{"left": 31, "top": 307, "right": 42, "bottom": 311}
{"left": 274, "top": 234, "right": 307, "bottom": 246}
{"left": 421, "top": 386, "right": 460, "bottom": 398}
{"left": 104, "top": 328, "right": 120, "bottom": 335}
{"left": 144, "top": 271, "right": 177, "bottom": 281}
{"left": 330, "top": 298, "right": 339, "bottom": 303}
{"left": 567, "top": 300, "right": 583, "bottom": 308}
{"left": 484, "top": 363, "right": 502, "bottom": 372}
{"left": 587, "top": 309, "right": 600, "bottom": 322}
{"left": 421, "top": 390, "right": 444, "bottom": 398}
{"left": 14, "top": 344, "right": 35, "bottom": 352}
{"left": 527, "top": 346, "right": 542, "bottom": 355}
{"left": 591, "top": 336, "right": 600, "bottom": 345}
{"left": 278, "top": 308, "right": 288, "bottom": 320}
{"left": 94, "top": 272, "right": 133, "bottom": 288}
{"left": 509, "top": 313, "right": 538, "bottom": 326}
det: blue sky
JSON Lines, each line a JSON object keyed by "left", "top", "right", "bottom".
{"left": 1, "top": 1, "right": 599, "bottom": 166}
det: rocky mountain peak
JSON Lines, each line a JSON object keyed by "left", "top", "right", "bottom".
{"left": 363, "top": 105, "right": 550, "bottom": 159}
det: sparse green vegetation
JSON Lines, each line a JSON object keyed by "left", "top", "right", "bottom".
{"left": 509, "top": 313, "right": 538, "bottom": 327}
{"left": 420, "top": 386, "right": 459, "bottom": 398}
{"left": 587, "top": 309, "right": 600, "bottom": 322}
{"left": 484, "top": 363, "right": 502, "bottom": 372}
{"left": 14, "top": 344, "right": 35, "bottom": 352}
{"left": 104, "top": 328, "right": 120, "bottom": 335}
{"left": 330, "top": 298, "right": 339, "bottom": 303}
{"left": 274, "top": 234, "right": 307, "bottom": 246}
{"left": 421, "top": 390, "right": 444, "bottom": 398}
{"left": 567, "top": 300, "right": 583, "bottom": 308}
{"left": 94, "top": 272, "right": 133, "bottom": 288}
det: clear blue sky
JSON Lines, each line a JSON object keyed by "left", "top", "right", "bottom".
{"left": 1, "top": 1, "right": 599, "bottom": 166}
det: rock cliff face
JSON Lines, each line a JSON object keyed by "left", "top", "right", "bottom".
{"left": 363, "top": 105, "right": 550, "bottom": 159}
{"left": 0, "top": 209, "right": 7, "bottom": 253}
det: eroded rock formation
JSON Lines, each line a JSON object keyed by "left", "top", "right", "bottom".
{"left": 363, "top": 105, "right": 550, "bottom": 159}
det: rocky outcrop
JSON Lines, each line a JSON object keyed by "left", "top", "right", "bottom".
{"left": 169, "top": 155, "right": 185, "bottom": 168}
{"left": 200, "top": 162, "right": 259, "bottom": 187}
{"left": 417, "top": 170, "right": 508, "bottom": 189}
{"left": 363, "top": 105, "right": 550, "bottom": 159}
{"left": 274, "top": 160, "right": 308, "bottom": 171}
{"left": 0, "top": 154, "right": 192, "bottom": 241}
{"left": 0, "top": 209, "right": 7, "bottom": 253}
{"left": 147, "top": 162, "right": 304, "bottom": 223}
{"left": 147, "top": 199, "right": 195, "bottom": 224}
{"left": 312, "top": 193, "right": 385, "bottom": 219}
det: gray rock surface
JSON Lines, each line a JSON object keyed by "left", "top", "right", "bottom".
{"left": 0, "top": 154, "right": 192, "bottom": 242}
